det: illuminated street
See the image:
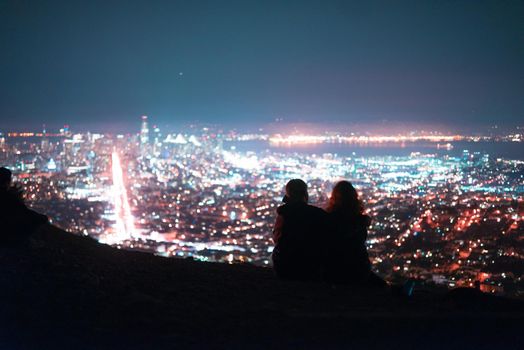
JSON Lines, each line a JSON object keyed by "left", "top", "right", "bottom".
{"left": 103, "top": 151, "right": 138, "bottom": 244}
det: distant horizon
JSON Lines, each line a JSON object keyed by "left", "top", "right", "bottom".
{"left": 1, "top": 118, "right": 522, "bottom": 135}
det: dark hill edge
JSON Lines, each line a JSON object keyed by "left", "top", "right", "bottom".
{"left": 1, "top": 224, "right": 523, "bottom": 350}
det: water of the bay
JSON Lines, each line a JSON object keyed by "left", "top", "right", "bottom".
{"left": 225, "top": 140, "right": 524, "bottom": 160}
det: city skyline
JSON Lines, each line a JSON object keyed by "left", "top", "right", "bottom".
{"left": 1, "top": 117, "right": 523, "bottom": 297}
{"left": 2, "top": 117, "right": 523, "bottom": 136}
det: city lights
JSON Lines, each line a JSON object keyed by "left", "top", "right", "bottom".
{"left": 1, "top": 121, "right": 523, "bottom": 297}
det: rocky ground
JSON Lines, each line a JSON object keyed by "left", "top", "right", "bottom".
{"left": 1, "top": 224, "right": 523, "bottom": 349}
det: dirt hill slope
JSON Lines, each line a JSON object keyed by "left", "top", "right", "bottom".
{"left": 1, "top": 224, "right": 523, "bottom": 349}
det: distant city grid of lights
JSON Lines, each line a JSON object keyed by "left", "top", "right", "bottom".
{"left": 0, "top": 117, "right": 523, "bottom": 297}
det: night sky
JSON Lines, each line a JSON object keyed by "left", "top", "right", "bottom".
{"left": 1, "top": 0, "right": 523, "bottom": 130}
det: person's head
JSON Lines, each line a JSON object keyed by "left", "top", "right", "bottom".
{"left": 283, "top": 179, "right": 308, "bottom": 204}
{"left": 0, "top": 167, "right": 12, "bottom": 190}
{"left": 327, "top": 180, "right": 364, "bottom": 215}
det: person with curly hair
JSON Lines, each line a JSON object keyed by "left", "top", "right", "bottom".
{"left": 324, "top": 180, "right": 386, "bottom": 287}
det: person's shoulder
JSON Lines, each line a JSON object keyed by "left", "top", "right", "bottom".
{"left": 276, "top": 203, "right": 289, "bottom": 215}
{"left": 327, "top": 209, "right": 343, "bottom": 219}
{"left": 355, "top": 214, "right": 372, "bottom": 227}
{"left": 307, "top": 204, "right": 328, "bottom": 217}
{"left": 328, "top": 211, "right": 371, "bottom": 225}
{"left": 0, "top": 187, "right": 24, "bottom": 205}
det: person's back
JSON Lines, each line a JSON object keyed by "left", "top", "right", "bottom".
{"left": 326, "top": 210, "right": 372, "bottom": 283}
{"left": 0, "top": 167, "right": 48, "bottom": 238}
{"left": 0, "top": 167, "right": 12, "bottom": 192}
{"left": 272, "top": 179, "right": 328, "bottom": 281}
{"left": 324, "top": 181, "right": 385, "bottom": 287}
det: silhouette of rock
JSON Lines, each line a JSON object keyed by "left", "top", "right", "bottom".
{"left": 1, "top": 224, "right": 523, "bottom": 349}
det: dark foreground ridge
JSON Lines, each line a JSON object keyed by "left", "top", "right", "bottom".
{"left": 1, "top": 224, "right": 523, "bottom": 350}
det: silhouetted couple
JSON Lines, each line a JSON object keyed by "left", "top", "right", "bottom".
{"left": 0, "top": 167, "right": 48, "bottom": 239}
{"left": 272, "top": 179, "right": 386, "bottom": 287}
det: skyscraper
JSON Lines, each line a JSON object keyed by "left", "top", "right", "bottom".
{"left": 41, "top": 124, "right": 50, "bottom": 152}
{"left": 152, "top": 125, "right": 162, "bottom": 156}
{"left": 140, "top": 116, "right": 150, "bottom": 156}
{"left": 0, "top": 132, "right": 5, "bottom": 153}
{"left": 140, "top": 116, "right": 149, "bottom": 144}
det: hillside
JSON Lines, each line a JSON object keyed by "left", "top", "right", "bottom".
{"left": 1, "top": 224, "right": 523, "bottom": 349}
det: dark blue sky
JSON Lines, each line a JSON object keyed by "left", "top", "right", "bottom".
{"left": 1, "top": 0, "right": 523, "bottom": 130}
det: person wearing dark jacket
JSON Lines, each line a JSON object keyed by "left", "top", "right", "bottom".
{"left": 271, "top": 179, "right": 328, "bottom": 281}
{"left": 324, "top": 180, "right": 386, "bottom": 287}
{"left": 0, "top": 167, "right": 48, "bottom": 238}
{"left": 0, "top": 167, "right": 12, "bottom": 191}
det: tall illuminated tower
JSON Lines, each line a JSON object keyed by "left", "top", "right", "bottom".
{"left": 41, "top": 124, "right": 50, "bottom": 152}
{"left": 140, "top": 116, "right": 149, "bottom": 145}
{"left": 152, "top": 125, "right": 162, "bottom": 155}
{"left": 0, "top": 132, "right": 5, "bottom": 152}
{"left": 140, "top": 116, "right": 150, "bottom": 156}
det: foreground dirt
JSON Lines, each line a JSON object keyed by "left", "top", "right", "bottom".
{"left": 1, "top": 224, "right": 523, "bottom": 349}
